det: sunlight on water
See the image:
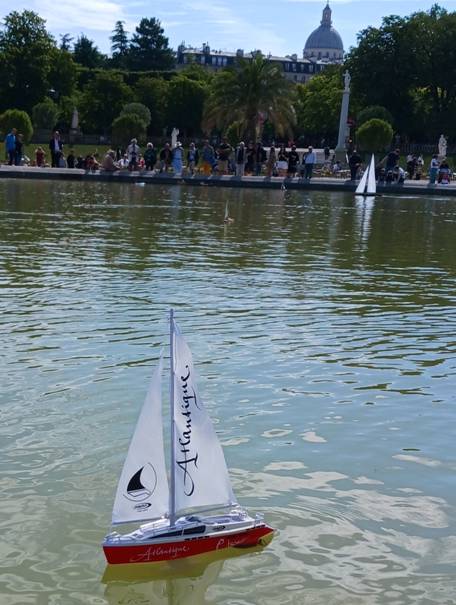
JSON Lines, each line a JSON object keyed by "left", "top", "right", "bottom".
{"left": 1, "top": 180, "right": 456, "bottom": 604}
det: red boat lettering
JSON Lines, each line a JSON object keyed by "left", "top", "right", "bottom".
{"left": 130, "top": 544, "right": 190, "bottom": 563}
{"left": 216, "top": 538, "right": 225, "bottom": 550}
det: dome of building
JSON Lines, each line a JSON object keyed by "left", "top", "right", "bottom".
{"left": 304, "top": 3, "right": 344, "bottom": 61}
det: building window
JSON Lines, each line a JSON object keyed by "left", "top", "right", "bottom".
{"left": 292, "top": 63, "right": 296, "bottom": 72}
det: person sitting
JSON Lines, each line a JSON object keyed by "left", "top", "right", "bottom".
{"left": 66, "top": 149, "right": 75, "bottom": 169}
{"left": 438, "top": 159, "right": 451, "bottom": 184}
{"left": 118, "top": 154, "right": 129, "bottom": 169}
{"left": 102, "top": 150, "right": 119, "bottom": 172}
{"left": 392, "top": 165, "right": 405, "bottom": 184}
{"left": 75, "top": 156, "right": 85, "bottom": 169}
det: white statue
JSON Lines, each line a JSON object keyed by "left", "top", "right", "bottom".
{"left": 171, "top": 128, "right": 180, "bottom": 149}
{"left": 343, "top": 70, "right": 351, "bottom": 92}
{"left": 438, "top": 134, "right": 447, "bottom": 158}
{"left": 70, "top": 108, "right": 79, "bottom": 130}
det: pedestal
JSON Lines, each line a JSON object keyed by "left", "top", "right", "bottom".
{"left": 335, "top": 89, "right": 350, "bottom": 162}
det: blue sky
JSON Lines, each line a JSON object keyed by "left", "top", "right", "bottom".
{"left": 2, "top": 0, "right": 456, "bottom": 56}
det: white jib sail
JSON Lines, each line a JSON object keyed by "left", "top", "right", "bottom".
{"left": 172, "top": 323, "right": 237, "bottom": 515}
{"left": 112, "top": 355, "right": 169, "bottom": 525}
{"left": 367, "top": 154, "right": 376, "bottom": 195}
{"left": 355, "top": 161, "right": 369, "bottom": 194}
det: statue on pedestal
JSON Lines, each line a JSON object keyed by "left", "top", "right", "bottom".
{"left": 343, "top": 70, "right": 351, "bottom": 92}
{"left": 171, "top": 128, "right": 180, "bottom": 149}
{"left": 438, "top": 134, "right": 447, "bottom": 158}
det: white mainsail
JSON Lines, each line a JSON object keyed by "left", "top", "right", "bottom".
{"left": 172, "top": 323, "right": 237, "bottom": 515}
{"left": 367, "top": 154, "right": 376, "bottom": 195}
{"left": 355, "top": 162, "right": 369, "bottom": 194}
{"left": 112, "top": 356, "right": 169, "bottom": 525}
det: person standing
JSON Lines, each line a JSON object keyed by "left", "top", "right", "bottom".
{"left": 235, "top": 142, "right": 246, "bottom": 177}
{"left": 287, "top": 144, "right": 300, "bottom": 177}
{"left": 324, "top": 145, "right": 330, "bottom": 161}
{"left": 127, "top": 138, "right": 140, "bottom": 171}
{"left": 429, "top": 155, "right": 439, "bottom": 184}
{"left": 349, "top": 149, "right": 362, "bottom": 181}
{"left": 217, "top": 139, "right": 232, "bottom": 175}
{"left": 201, "top": 140, "right": 215, "bottom": 176}
{"left": 303, "top": 146, "right": 316, "bottom": 179}
{"left": 186, "top": 142, "right": 199, "bottom": 175}
{"left": 159, "top": 142, "right": 172, "bottom": 173}
{"left": 171, "top": 142, "right": 184, "bottom": 176}
{"left": 5, "top": 128, "right": 17, "bottom": 165}
{"left": 144, "top": 143, "right": 157, "bottom": 171}
{"left": 406, "top": 154, "right": 417, "bottom": 180}
{"left": 254, "top": 141, "right": 267, "bottom": 176}
{"left": 277, "top": 145, "right": 288, "bottom": 177}
{"left": 266, "top": 145, "right": 277, "bottom": 177}
{"left": 49, "top": 131, "right": 63, "bottom": 167}
{"left": 14, "top": 133, "right": 23, "bottom": 166}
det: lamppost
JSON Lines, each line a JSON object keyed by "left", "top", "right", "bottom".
{"left": 335, "top": 71, "right": 351, "bottom": 162}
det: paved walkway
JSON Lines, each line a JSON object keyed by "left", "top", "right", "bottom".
{"left": 1, "top": 165, "right": 455, "bottom": 197}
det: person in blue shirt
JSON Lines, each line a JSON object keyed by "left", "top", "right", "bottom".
{"left": 5, "top": 128, "right": 16, "bottom": 165}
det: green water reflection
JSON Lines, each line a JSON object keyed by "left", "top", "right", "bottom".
{"left": 1, "top": 180, "right": 456, "bottom": 604}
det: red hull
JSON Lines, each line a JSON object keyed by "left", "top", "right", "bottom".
{"left": 104, "top": 525, "right": 273, "bottom": 565}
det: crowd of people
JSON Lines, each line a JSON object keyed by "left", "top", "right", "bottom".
{"left": 2, "top": 128, "right": 454, "bottom": 185}
{"left": 348, "top": 148, "right": 453, "bottom": 185}
{"left": 97, "top": 138, "right": 322, "bottom": 179}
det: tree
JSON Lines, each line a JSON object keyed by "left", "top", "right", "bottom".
{"left": 73, "top": 35, "right": 105, "bottom": 68}
{"left": 32, "top": 100, "right": 59, "bottom": 129}
{"left": 48, "top": 48, "right": 78, "bottom": 99}
{"left": 79, "top": 72, "right": 132, "bottom": 133}
{"left": 357, "top": 105, "right": 394, "bottom": 127}
{"left": 60, "top": 33, "right": 73, "bottom": 51}
{"left": 133, "top": 76, "right": 169, "bottom": 134}
{"left": 128, "top": 18, "right": 174, "bottom": 71}
{"left": 166, "top": 76, "right": 208, "bottom": 136}
{"left": 203, "top": 56, "right": 295, "bottom": 141}
{"left": 0, "top": 109, "right": 33, "bottom": 142}
{"left": 0, "top": 10, "right": 56, "bottom": 112}
{"left": 112, "top": 113, "right": 147, "bottom": 146}
{"left": 110, "top": 21, "right": 129, "bottom": 67}
{"left": 120, "top": 103, "right": 151, "bottom": 127}
{"left": 356, "top": 118, "right": 393, "bottom": 152}
{"left": 295, "top": 66, "right": 344, "bottom": 142}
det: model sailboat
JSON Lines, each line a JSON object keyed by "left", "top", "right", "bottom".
{"left": 355, "top": 154, "right": 376, "bottom": 196}
{"left": 103, "top": 310, "right": 274, "bottom": 565}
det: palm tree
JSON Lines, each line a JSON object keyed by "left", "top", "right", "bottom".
{"left": 203, "top": 55, "right": 296, "bottom": 141}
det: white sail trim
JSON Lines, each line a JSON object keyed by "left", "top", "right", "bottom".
{"left": 172, "top": 323, "right": 237, "bottom": 516}
{"left": 367, "top": 154, "right": 376, "bottom": 195}
{"left": 112, "top": 356, "right": 169, "bottom": 525}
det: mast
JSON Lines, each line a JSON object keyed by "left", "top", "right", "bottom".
{"left": 169, "top": 308, "right": 176, "bottom": 526}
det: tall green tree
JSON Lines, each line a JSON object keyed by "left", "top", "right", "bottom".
{"left": 166, "top": 75, "right": 208, "bottom": 136}
{"left": 295, "top": 66, "right": 344, "bottom": 143}
{"left": 59, "top": 33, "right": 73, "bottom": 51}
{"left": 133, "top": 76, "right": 169, "bottom": 134}
{"left": 203, "top": 56, "right": 295, "bottom": 141}
{"left": 73, "top": 35, "right": 105, "bottom": 68}
{"left": 48, "top": 48, "right": 78, "bottom": 99}
{"left": 0, "top": 10, "right": 55, "bottom": 112}
{"left": 110, "top": 21, "right": 129, "bottom": 67}
{"left": 79, "top": 72, "right": 132, "bottom": 133}
{"left": 128, "top": 18, "right": 174, "bottom": 71}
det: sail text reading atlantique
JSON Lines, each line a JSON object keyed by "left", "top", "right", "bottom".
{"left": 176, "top": 366, "right": 199, "bottom": 496}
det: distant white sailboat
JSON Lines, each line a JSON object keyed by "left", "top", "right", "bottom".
{"left": 103, "top": 310, "right": 274, "bottom": 565}
{"left": 355, "top": 154, "right": 376, "bottom": 196}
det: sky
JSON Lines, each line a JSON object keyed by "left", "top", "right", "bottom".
{"left": 1, "top": 0, "right": 456, "bottom": 56}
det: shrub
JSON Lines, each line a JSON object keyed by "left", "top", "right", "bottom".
{"left": 356, "top": 118, "right": 393, "bottom": 152}
{"left": 357, "top": 105, "right": 394, "bottom": 128}
{"left": 0, "top": 109, "right": 34, "bottom": 143}
{"left": 120, "top": 103, "right": 151, "bottom": 127}
{"left": 32, "top": 100, "right": 60, "bottom": 130}
{"left": 112, "top": 113, "right": 147, "bottom": 146}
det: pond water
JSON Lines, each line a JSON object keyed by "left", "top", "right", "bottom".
{"left": 1, "top": 180, "right": 456, "bottom": 605}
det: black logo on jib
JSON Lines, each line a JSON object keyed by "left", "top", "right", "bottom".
{"left": 125, "top": 463, "right": 157, "bottom": 511}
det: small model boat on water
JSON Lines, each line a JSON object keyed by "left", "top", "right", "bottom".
{"left": 103, "top": 310, "right": 274, "bottom": 565}
{"left": 355, "top": 154, "right": 376, "bottom": 197}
